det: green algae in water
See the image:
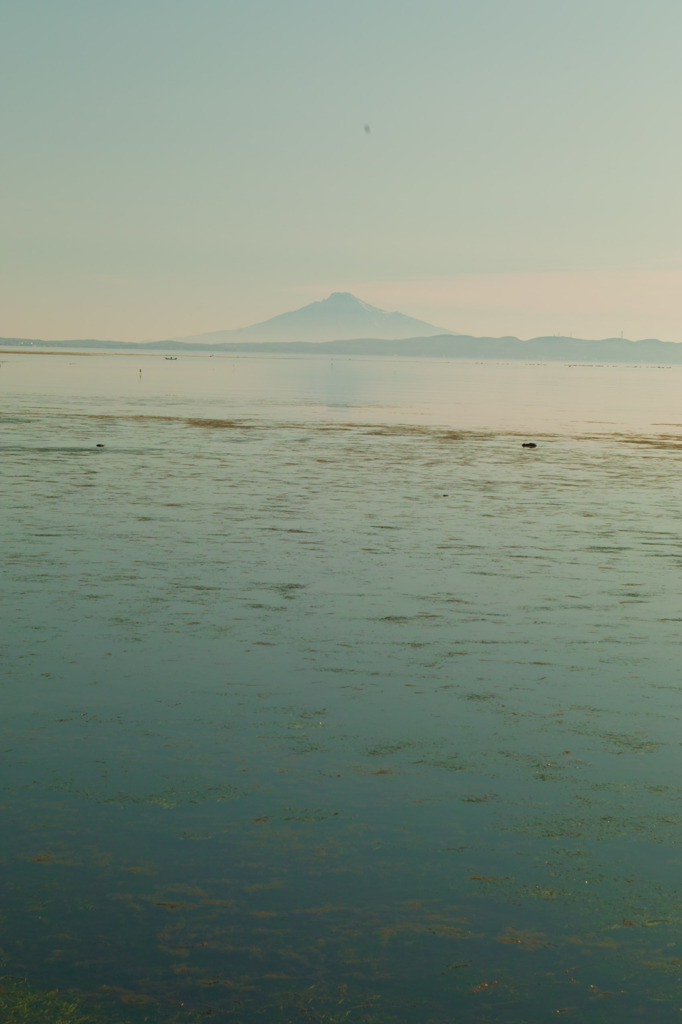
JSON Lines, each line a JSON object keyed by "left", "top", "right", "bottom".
{"left": 45, "top": 783, "right": 241, "bottom": 808}
{"left": 0, "top": 978, "right": 114, "bottom": 1024}
{"left": 6, "top": 392, "right": 682, "bottom": 1020}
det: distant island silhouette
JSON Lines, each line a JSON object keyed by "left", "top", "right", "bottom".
{"left": 173, "top": 292, "right": 452, "bottom": 344}
{"left": 3, "top": 292, "right": 682, "bottom": 363}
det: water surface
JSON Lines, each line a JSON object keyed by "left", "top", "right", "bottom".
{"left": 2, "top": 354, "right": 682, "bottom": 1022}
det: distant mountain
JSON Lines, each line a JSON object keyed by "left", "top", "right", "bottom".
{"left": 279, "top": 334, "right": 682, "bottom": 362}
{"left": 173, "top": 292, "right": 452, "bottom": 344}
{"left": 5, "top": 327, "right": 682, "bottom": 364}
{"left": 171, "top": 333, "right": 682, "bottom": 362}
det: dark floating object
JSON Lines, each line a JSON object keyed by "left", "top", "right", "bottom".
{"left": 522, "top": 442, "right": 537, "bottom": 448}
{"left": 96, "top": 443, "right": 104, "bottom": 448}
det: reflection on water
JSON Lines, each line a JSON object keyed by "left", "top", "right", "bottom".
{"left": 2, "top": 350, "right": 682, "bottom": 433}
{"left": 2, "top": 355, "right": 682, "bottom": 1021}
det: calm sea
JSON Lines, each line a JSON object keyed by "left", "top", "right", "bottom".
{"left": 2, "top": 352, "right": 682, "bottom": 1022}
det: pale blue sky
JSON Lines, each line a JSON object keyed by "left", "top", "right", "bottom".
{"left": 3, "top": 0, "right": 682, "bottom": 340}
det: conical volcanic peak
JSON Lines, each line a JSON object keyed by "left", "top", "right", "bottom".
{"left": 174, "top": 293, "right": 452, "bottom": 344}
{"left": 323, "top": 292, "right": 381, "bottom": 311}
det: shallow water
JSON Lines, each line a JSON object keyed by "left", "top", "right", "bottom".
{"left": 3, "top": 349, "right": 682, "bottom": 434}
{"left": 2, "top": 354, "right": 682, "bottom": 1022}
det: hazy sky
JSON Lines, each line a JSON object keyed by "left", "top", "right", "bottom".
{"left": 3, "top": 0, "right": 682, "bottom": 341}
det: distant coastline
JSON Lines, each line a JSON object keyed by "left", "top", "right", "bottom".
{"left": 3, "top": 333, "right": 682, "bottom": 365}
{"left": 6, "top": 293, "right": 682, "bottom": 364}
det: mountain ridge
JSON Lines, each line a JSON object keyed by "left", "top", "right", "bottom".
{"left": 4, "top": 332, "right": 682, "bottom": 364}
{"left": 172, "top": 291, "right": 453, "bottom": 344}
{"left": 3, "top": 293, "right": 682, "bottom": 362}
